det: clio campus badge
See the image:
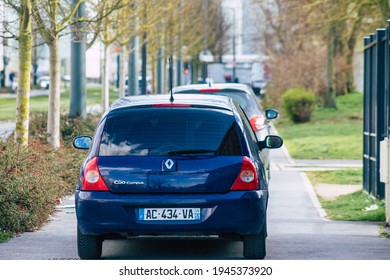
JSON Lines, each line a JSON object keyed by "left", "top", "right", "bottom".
{"left": 162, "top": 158, "right": 177, "bottom": 172}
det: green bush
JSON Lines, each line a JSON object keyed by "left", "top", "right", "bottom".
{"left": 281, "top": 87, "right": 316, "bottom": 123}
{"left": 0, "top": 114, "right": 97, "bottom": 239}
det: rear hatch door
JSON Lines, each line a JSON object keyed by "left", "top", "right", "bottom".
{"left": 97, "top": 106, "right": 244, "bottom": 194}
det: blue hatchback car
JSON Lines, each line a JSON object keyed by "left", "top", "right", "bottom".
{"left": 73, "top": 94, "right": 283, "bottom": 259}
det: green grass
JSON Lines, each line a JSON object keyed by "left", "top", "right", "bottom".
{"left": 307, "top": 168, "right": 363, "bottom": 186}
{"left": 319, "top": 191, "right": 385, "bottom": 222}
{"left": 0, "top": 85, "right": 118, "bottom": 121}
{"left": 307, "top": 168, "right": 385, "bottom": 222}
{"left": 276, "top": 92, "right": 363, "bottom": 159}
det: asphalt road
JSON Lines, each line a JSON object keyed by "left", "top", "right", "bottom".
{"left": 0, "top": 147, "right": 389, "bottom": 260}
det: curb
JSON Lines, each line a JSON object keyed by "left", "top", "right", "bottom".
{"left": 300, "top": 172, "right": 330, "bottom": 221}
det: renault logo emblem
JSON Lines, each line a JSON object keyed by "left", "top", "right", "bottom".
{"left": 165, "top": 159, "right": 174, "bottom": 169}
{"left": 162, "top": 159, "right": 177, "bottom": 172}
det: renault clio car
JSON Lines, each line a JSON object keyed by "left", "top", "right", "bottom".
{"left": 73, "top": 94, "right": 283, "bottom": 259}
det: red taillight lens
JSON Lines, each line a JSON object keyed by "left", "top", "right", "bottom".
{"left": 152, "top": 104, "right": 190, "bottom": 107}
{"left": 198, "top": 88, "right": 221, "bottom": 93}
{"left": 230, "top": 157, "right": 259, "bottom": 191}
{"left": 82, "top": 157, "right": 109, "bottom": 191}
{"left": 250, "top": 114, "right": 266, "bottom": 131}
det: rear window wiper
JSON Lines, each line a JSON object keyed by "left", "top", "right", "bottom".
{"left": 167, "top": 149, "right": 218, "bottom": 156}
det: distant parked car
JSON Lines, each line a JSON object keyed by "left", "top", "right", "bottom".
{"left": 125, "top": 76, "right": 152, "bottom": 95}
{"left": 250, "top": 62, "right": 269, "bottom": 97}
{"left": 73, "top": 94, "right": 283, "bottom": 260}
{"left": 173, "top": 83, "right": 279, "bottom": 176}
{"left": 37, "top": 76, "right": 50, "bottom": 89}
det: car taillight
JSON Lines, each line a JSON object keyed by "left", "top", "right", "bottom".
{"left": 198, "top": 88, "right": 221, "bottom": 93}
{"left": 82, "top": 157, "right": 109, "bottom": 191}
{"left": 152, "top": 104, "right": 190, "bottom": 107}
{"left": 230, "top": 157, "right": 259, "bottom": 191}
{"left": 250, "top": 114, "right": 266, "bottom": 131}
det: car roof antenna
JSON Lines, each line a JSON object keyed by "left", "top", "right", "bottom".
{"left": 168, "top": 56, "right": 174, "bottom": 103}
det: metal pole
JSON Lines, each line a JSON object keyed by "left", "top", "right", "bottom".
{"left": 176, "top": 58, "right": 182, "bottom": 86}
{"left": 128, "top": 36, "right": 139, "bottom": 96}
{"left": 157, "top": 47, "right": 165, "bottom": 94}
{"left": 69, "top": 0, "right": 86, "bottom": 118}
{"left": 202, "top": 0, "right": 208, "bottom": 82}
{"left": 386, "top": 21, "right": 390, "bottom": 226}
{"left": 232, "top": 9, "right": 236, "bottom": 82}
{"left": 141, "top": 31, "right": 147, "bottom": 94}
{"left": 116, "top": 52, "right": 120, "bottom": 89}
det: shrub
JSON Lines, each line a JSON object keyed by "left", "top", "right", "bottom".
{"left": 0, "top": 114, "right": 97, "bottom": 238}
{"left": 282, "top": 87, "right": 316, "bottom": 123}
{"left": 0, "top": 141, "right": 71, "bottom": 234}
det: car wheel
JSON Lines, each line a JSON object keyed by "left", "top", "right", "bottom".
{"left": 243, "top": 230, "right": 266, "bottom": 259}
{"left": 77, "top": 227, "right": 103, "bottom": 260}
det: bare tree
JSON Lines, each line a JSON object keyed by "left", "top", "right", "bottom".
{"left": 2, "top": 0, "right": 33, "bottom": 146}
{"left": 251, "top": 0, "right": 388, "bottom": 108}
{"left": 30, "top": 0, "right": 87, "bottom": 148}
{"left": 30, "top": 0, "right": 123, "bottom": 147}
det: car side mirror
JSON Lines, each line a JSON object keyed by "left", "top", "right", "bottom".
{"left": 265, "top": 108, "right": 279, "bottom": 120}
{"left": 258, "top": 135, "right": 283, "bottom": 150}
{"left": 73, "top": 136, "right": 92, "bottom": 150}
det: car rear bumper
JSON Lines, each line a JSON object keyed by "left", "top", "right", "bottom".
{"left": 76, "top": 190, "right": 267, "bottom": 237}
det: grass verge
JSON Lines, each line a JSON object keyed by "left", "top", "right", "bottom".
{"left": 307, "top": 168, "right": 362, "bottom": 186}
{"left": 319, "top": 191, "right": 385, "bottom": 222}
{"left": 307, "top": 169, "right": 385, "bottom": 222}
{"left": 275, "top": 92, "right": 363, "bottom": 159}
{"left": 0, "top": 85, "right": 118, "bottom": 121}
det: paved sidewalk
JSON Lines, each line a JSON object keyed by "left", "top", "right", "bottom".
{"left": 0, "top": 89, "right": 49, "bottom": 98}
{"left": 0, "top": 121, "right": 15, "bottom": 139}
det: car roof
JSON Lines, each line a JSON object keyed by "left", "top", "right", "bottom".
{"left": 172, "top": 83, "right": 263, "bottom": 116}
{"left": 173, "top": 83, "right": 254, "bottom": 93}
{"left": 109, "top": 94, "right": 236, "bottom": 112}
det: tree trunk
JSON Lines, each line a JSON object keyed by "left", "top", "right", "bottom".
{"left": 345, "top": 49, "right": 355, "bottom": 93}
{"left": 325, "top": 24, "right": 337, "bottom": 109}
{"left": 102, "top": 44, "right": 110, "bottom": 111}
{"left": 15, "top": 0, "right": 32, "bottom": 146}
{"left": 344, "top": 18, "right": 360, "bottom": 94}
{"left": 47, "top": 39, "right": 61, "bottom": 148}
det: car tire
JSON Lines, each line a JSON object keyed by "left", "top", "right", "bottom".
{"left": 77, "top": 227, "right": 103, "bottom": 260}
{"left": 243, "top": 230, "right": 266, "bottom": 259}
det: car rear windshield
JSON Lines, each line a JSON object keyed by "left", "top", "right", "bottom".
{"left": 217, "top": 91, "right": 257, "bottom": 116}
{"left": 99, "top": 107, "right": 242, "bottom": 156}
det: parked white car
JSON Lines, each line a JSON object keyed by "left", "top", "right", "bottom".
{"left": 37, "top": 76, "right": 50, "bottom": 89}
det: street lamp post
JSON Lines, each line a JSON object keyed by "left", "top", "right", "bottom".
{"left": 202, "top": 0, "right": 208, "bottom": 83}
{"left": 70, "top": 0, "right": 86, "bottom": 118}
{"left": 231, "top": 8, "right": 236, "bottom": 82}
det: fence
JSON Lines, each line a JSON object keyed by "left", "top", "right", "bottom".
{"left": 363, "top": 21, "right": 390, "bottom": 200}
